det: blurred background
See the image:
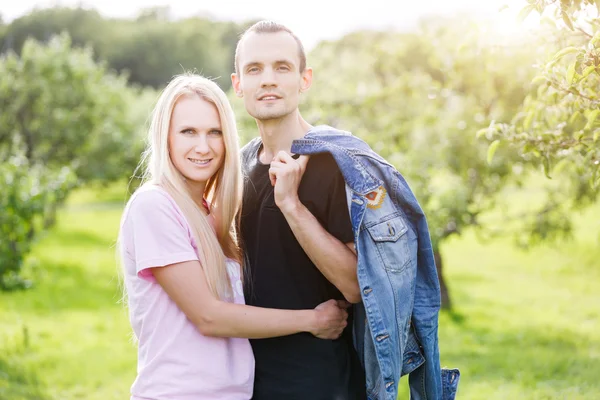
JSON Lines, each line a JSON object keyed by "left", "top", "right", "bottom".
{"left": 0, "top": 1, "right": 599, "bottom": 399}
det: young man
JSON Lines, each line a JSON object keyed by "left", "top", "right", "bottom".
{"left": 231, "top": 21, "right": 367, "bottom": 400}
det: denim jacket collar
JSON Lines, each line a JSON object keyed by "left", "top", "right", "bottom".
{"left": 292, "top": 126, "right": 381, "bottom": 195}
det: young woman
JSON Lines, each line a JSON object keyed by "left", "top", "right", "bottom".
{"left": 118, "top": 74, "right": 348, "bottom": 400}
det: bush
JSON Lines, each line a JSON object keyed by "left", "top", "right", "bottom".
{"left": 0, "top": 156, "right": 75, "bottom": 290}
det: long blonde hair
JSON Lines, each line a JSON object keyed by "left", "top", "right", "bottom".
{"left": 137, "top": 73, "right": 242, "bottom": 300}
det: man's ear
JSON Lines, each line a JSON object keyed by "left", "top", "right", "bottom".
{"left": 231, "top": 73, "right": 243, "bottom": 97}
{"left": 300, "top": 67, "right": 313, "bottom": 93}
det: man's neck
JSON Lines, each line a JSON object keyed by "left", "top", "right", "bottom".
{"left": 256, "top": 110, "right": 312, "bottom": 163}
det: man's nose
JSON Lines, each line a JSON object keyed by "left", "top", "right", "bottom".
{"left": 260, "top": 67, "right": 277, "bottom": 87}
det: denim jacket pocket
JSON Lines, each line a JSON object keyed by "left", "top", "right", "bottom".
{"left": 365, "top": 214, "right": 411, "bottom": 273}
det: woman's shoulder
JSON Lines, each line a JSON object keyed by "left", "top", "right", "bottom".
{"left": 128, "top": 183, "right": 176, "bottom": 209}
{"left": 121, "top": 183, "right": 179, "bottom": 224}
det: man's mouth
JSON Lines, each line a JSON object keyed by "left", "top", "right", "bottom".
{"left": 258, "top": 94, "right": 282, "bottom": 101}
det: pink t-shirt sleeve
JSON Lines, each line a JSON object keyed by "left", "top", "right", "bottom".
{"left": 125, "top": 189, "right": 199, "bottom": 281}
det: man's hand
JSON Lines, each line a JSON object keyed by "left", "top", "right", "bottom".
{"left": 310, "top": 299, "right": 350, "bottom": 339}
{"left": 268, "top": 151, "right": 310, "bottom": 213}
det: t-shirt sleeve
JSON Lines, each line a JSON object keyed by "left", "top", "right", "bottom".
{"left": 124, "top": 189, "right": 199, "bottom": 281}
{"left": 325, "top": 166, "right": 354, "bottom": 245}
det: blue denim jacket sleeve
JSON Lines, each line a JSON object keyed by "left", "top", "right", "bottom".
{"left": 291, "top": 125, "right": 460, "bottom": 400}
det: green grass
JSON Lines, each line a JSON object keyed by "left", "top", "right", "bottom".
{"left": 1, "top": 183, "right": 599, "bottom": 399}
{"left": 0, "top": 189, "right": 135, "bottom": 400}
{"left": 397, "top": 202, "right": 600, "bottom": 399}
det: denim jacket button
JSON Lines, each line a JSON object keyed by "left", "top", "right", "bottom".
{"left": 363, "top": 287, "right": 372, "bottom": 295}
{"left": 385, "top": 381, "right": 395, "bottom": 389}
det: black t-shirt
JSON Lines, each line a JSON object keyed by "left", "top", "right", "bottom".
{"left": 240, "top": 138, "right": 366, "bottom": 400}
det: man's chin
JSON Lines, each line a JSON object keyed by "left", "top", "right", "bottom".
{"left": 253, "top": 107, "right": 292, "bottom": 121}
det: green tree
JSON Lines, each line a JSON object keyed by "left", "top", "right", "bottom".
{"left": 0, "top": 33, "right": 137, "bottom": 183}
{"left": 0, "top": 33, "right": 146, "bottom": 288}
{"left": 0, "top": 6, "right": 252, "bottom": 91}
{"left": 0, "top": 7, "right": 107, "bottom": 57}
{"left": 488, "top": 0, "right": 600, "bottom": 196}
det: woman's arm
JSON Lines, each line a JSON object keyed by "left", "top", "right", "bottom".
{"left": 152, "top": 260, "right": 348, "bottom": 339}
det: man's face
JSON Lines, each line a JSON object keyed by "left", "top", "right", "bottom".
{"left": 232, "top": 31, "right": 312, "bottom": 121}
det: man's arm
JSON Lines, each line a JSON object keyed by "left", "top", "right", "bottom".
{"left": 269, "top": 152, "right": 361, "bottom": 303}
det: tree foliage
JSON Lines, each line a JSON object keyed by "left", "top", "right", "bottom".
{"left": 488, "top": 0, "right": 600, "bottom": 197}
{"left": 292, "top": 20, "right": 544, "bottom": 247}
{"left": 0, "top": 6, "right": 252, "bottom": 90}
{"left": 0, "top": 33, "right": 154, "bottom": 289}
{"left": 0, "top": 33, "right": 142, "bottom": 182}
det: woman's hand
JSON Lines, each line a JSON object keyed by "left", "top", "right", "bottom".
{"left": 310, "top": 299, "right": 350, "bottom": 339}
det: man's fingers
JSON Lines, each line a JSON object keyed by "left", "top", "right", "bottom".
{"left": 273, "top": 151, "right": 292, "bottom": 163}
{"left": 296, "top": 155, "right": 310, "bottom": 172}
{"left": 274, "top": 152, "right": 309, "bottom": 168}
{"left": 283, "top": 153, "right": 309, "bottom": 171}
{"left": 280, "top": 151, "right": 295, "bottom": 162}
{"left": 336, "top": 299, "right": 352, "bottom": 309}
{"left": 268, "top": 168, "right": 277, "bottom": 187}
{"left": 270, "top": 152, "right": 309, "bottom": 177}
{"left": 268, "top": 161, "right": 285, "bottom": 187}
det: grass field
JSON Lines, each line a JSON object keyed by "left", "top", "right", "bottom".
{"left": 1, "top": 182, "right": 599, "bottom": 399}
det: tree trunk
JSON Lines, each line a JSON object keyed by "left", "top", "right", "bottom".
{"left": 434, "top": 249, "right": 452, "bottom": 310}
{"left": 43, "top": 203, "right": 58, "bottom": 230}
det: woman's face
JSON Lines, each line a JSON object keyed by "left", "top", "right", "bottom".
{"left": 168, "top": 94, "right": 225, "bottom": 193}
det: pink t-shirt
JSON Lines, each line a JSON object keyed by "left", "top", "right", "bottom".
{"left": 119, "top": 184, "right": 254, "bottom": 400}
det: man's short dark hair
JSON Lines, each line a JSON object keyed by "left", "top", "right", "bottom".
{"left": 234, "top": 20, "right": 307, "bottom": 75}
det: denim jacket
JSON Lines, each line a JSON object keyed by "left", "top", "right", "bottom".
{"left": 291, "top": 126, "right": 460, "bottom": 400}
